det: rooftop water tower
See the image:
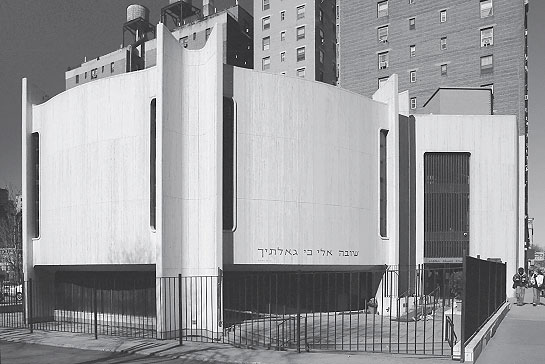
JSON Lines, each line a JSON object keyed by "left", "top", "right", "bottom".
{"left": 123, "top": 4, "right": 155, "bottom": 71}
{"left": 160, "top": 0, "right": 203, "bottom": 31}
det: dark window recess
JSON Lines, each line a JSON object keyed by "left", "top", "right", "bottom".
{"left": 150, "top": 99, "right": 156, "bottom": 229}
{"left": 424, "top": 153, "right": 470, "bottom": 259}
{"left": 31, "top": 132, "right": 39, "bottom": 238}
{"left": 379, "top": 129, "right": 388, "bottom": 237}
{"left": 223, "top": 97, "right": 235, "bottom": 231}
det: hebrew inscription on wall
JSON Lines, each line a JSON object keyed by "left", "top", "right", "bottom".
{"left": 257, "top": 248, "right": 359, "bottom": 259}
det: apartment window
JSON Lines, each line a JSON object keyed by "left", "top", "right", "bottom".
{"left": 150, "top": 99, "right": 156, "bottom": 230}
{"left": 110, "top": 62, "right": 115, "bottom": 73}
{"left": 440, "top": 37, "right": 447, "bottom": 50}
{"left": 84, "top": 71, "right": 87, "bottom": 79}
{"left": 480, "top": 55, "right": 493, "bottom": 74}
{"left": 378, "top": 76, "right": 389, "bottom": 89}
{"left": 75, "top": 75, "right": 79, "bottom": 84}
{"left": 378, "top": 51, "right": 389, "bottom": 69}
{"left": 480, "top": 0, "right": 493, "bottom": 18}
{"left": 319, "top": 29, "right": 324, "bottom": 44}
{"left": 441, "top": 64, "right": 448, "bottom": 76}
{"left": 481, "top": 27, "right": 494, "bottom": 47}
{"left": 319, "top": 9, "right": 324, "bottom": 23}
{"left": 410, "top": 97, "right": 417, "bottom": 110}
{"left": 181, "top": 36, "right": 188, "bottom": 47}
{"left": 410, "top": 70, "right": 416, "bottom": 82}
{"left": 297, "top": 26, "right": 305, "bottom": 40}
{"left": 262, "top": 56, "right": 270, "bottom": 70}
{"left": 297, "top": 47, "right": 305, "bottom": 62}
{"left": 262, "top": 36, "right": 270, "bottom": 51}
{"left": 263, "top": 0, "right": 270, "bottom": 11}
{"left": 297, "top": 5, "right": 305, "bottom": 20}
{"left": 297, "top": 67, "right": 306, "bottom": 78}
{"left": 281, "top": 11, "right": 285, "bottom": 21}
{"left": 409, "top": 18, "right": 416, "bottom": 30}
{"left": 31, "top": 132, "right": 39, "bottom": 238}
{"left": 410, "top": 45, "right": 416, "bottom": 57}
{"left": 91, "top": 68, "right": 97, "bottom": 79}
{"left": 281, "top": 31, "right": 286, "bottom": 41}
{"left": 281, "top": 52, "right": 286, "bottom": 62}
{"left": 377, "top": 1, "right": 388, "bottom": 18}
{"left": 378, "top": 25, "right": 388, "bottom": 43}
{"left": 440, "top": 10, "right": 447, "bottom": 23}
{"left": 192, "top": 32, "right": 197, "bottom": 40}
{"left": 319, "top": 50, "right": 324, "bottom": 64}
{"left": 262, "top": 16, "right": 270, "bottom": 30}
{"left": 205, "top": 27, "right": 212, "bottom": 40}
{"left": 336, "top": 4, "right": 339, "bottom": 19}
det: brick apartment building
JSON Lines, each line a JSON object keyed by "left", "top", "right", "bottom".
{"left": 339, "top": 0, "right": 529, "bottom": 244}
{"left": 254, "top": 0, "right": 337, "bottom": 83}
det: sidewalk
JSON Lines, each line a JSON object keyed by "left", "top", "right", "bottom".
{"left": 476, "top": 294, "right": 545, "bottom": 364}
{"left": 0, "top": 326, "right": 452, "bottom": 364}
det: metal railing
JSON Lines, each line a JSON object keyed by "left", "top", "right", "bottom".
{"left": 461, "top": 256, "right": 506, "bottom": 349}
{"left": 0, "top": 266, "right": 470, "bottom": 358}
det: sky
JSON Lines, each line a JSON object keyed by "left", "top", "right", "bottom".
{"left": 0, "top": 0, "right": 544, "bottom": 245}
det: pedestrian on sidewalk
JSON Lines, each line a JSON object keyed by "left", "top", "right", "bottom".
{"left": 530, "top": 269, "right": 539, "bottom": 306}
{"left": 513, "top": 267, "right": 528, "bottom": 306}
{"left": 534, "top": 269, "right": 544, "bottom": 305}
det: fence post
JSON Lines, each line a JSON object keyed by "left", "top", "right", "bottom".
{"left": 178, "top": 274, "right": 183, "bottom": 346}
{"left": 94, "top": 279, "right": 98, "bottom": 339}
{"left": 296, "top": 271, "right": 301, "bottom": 353}
{"left": 460, "top": 250, "right": 467, "bottom": 363}
{"left": 28, "top": 278, "right": 33, "bottom": 333}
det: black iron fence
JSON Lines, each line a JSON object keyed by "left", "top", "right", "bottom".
{"left": 0, "top": 281, "right": 26, "bottom": 329}
{"left": 223, "top": 267, "right": 461, "bottom": 355}
{"left": 462, "top": 256, "right": 506, "bottom": 347}
{"left": 0, "top": 266, "right": 471, "bottom": 357}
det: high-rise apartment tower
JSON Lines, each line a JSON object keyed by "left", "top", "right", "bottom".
{"left": 339, "top": 0, "right": 529, "bottom": 246}
{"left": 254, "top": 0, "right": 337, "bottom": 83}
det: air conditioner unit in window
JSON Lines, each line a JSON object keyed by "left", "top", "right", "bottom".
{"left": 379, "top": 38, "right": 388, "bottom": 43}
{"left": 483, "top": 39, "right": 491, "bottom": 46}
{"left": 379, "top": 61, "right": 388, "bottom": 69}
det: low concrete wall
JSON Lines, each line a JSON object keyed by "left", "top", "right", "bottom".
{"left": 452, "top": 301, "right": 510, "bottom": 362}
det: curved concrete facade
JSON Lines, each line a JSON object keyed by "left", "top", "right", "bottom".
{"left": 30, "top": 68, "right": 158, "bottom": 267}
{"left": 226, "top": 69, "right": 395, "bottom": 266}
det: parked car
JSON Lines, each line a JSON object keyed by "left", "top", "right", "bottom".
{"left": 2, "top": 283, "right": 23, "bottom": 303}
